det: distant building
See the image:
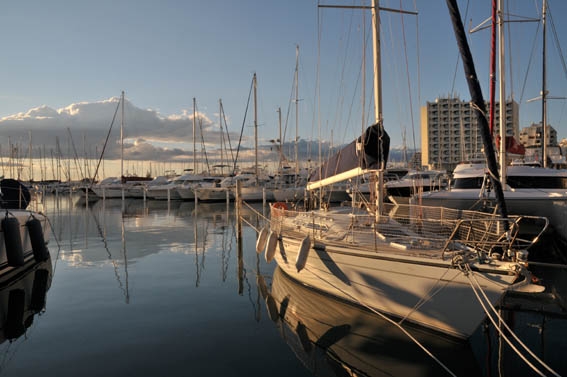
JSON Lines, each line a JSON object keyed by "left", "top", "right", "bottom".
{"left": 421, "top": 96, "right": 519, "bottom": 172}
{"left": 408, "top": 151, "right": 422, "bottom": 169}
{"left": 518, "top": 122, "right": 562, "bottom": 166}
{"left": 519, "top": 122, "right": 557, "bottom": 148}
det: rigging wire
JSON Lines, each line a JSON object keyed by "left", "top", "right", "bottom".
{"left": 195, "top": 101, "right": 210, "bottom": 173}
{"left": 542, "top": 1, "right": 567, "bottom": 131}
{"left": 517, "top": 20, "right": 540, "bottom": 105}
{"left": 90, "top": 97, "right": 121, "bottom": 186}
{"left": 450, "top": 0, "right": 471, "bottom": 95}
{"left": 547, "top": 1, "right": 567, "bottom": 80}
{"left": 280, "top": 47, "right": 298, "bottom": 167}
{"left": 220, "top": 101, "right": 236, "bottom": 171}
{"left": 398, "top": 0, "right": 418, "bottom": 154}
{"left": 233, "top": 76, "right": 254, "bottom": 175}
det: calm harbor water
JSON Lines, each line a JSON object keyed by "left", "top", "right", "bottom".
{"left": 1, "top": 195, "right": 566, "bottom": 377}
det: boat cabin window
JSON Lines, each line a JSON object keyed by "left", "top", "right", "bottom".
{"left": 453, "top": 177, "right": 484, "bottom": 189}
{"left": 507, "top": 176, "right": 567, "bottom": 189}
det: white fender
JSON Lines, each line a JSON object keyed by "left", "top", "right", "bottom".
{"left": 265, "top": 230, "right": 278, "bottom": 263}
{"left": 295, "top": 236, "right": 311, "bottom": 272}
{"left": 255, "top": 226, "right": 269, "bottom": 254}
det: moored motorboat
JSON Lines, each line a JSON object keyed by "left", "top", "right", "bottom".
{"left": 0, "top": 179, "right": 51, "bottom": 275}
{"left": 416, "top": 161, "right": 567, "bottom": 243}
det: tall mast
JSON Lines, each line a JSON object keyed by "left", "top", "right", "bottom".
{"left": 278, "top": 107, "right": 283, "bottom": 171}
{"left": 371, "top": 0, "right": 382, "bottom": 127}
{"left": 253, "top": 73, "right": 258, "bottom": 185}
{"left": 120, "top": 91, "right": 125, "bottom": 181}
{"left": 497, "top": 0, "right": 506, "bottom": 186}
{"left": 371, "top": 0, "right": 384, "bottom": 220}
{"left": 541, "top": 0, "right": 548, "bottom": 167}
{"left": 219, "top": 99, "right": 224, "bottom": 175}
{"left": 294, "top": 45, "right": 300, "bottom": 177}
{"left": 28, "top": 131, "right": 32, "bottom": 182}
{"left": 193, "top": 98, "right": 197, "bottom": 173}
{"left": 489, "top": 0, "right": 497, "bottom": 136}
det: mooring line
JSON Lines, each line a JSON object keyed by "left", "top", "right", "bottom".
{"left": 465, "top": 265, "right": 560, "bottom": 377}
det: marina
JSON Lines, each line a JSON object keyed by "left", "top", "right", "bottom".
{"left": 1, "top": 0, "right": 567, "bottom": 376}
{"left": 0, "top": 194, "right": 565, "bottom": 376}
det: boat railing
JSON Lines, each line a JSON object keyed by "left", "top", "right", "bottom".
{"left": 387, "top": 203, "right": 548, "bottom": 255}
{"left": 270, "top": 202, "right": 548, "bottom": 259}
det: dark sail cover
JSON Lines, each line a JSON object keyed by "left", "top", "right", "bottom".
{"left": 309, "top": 123, "right": 390, "bottom": 183}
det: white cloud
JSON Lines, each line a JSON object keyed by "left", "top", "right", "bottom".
{"left": 0, "top": 96, "right": 241, "bottom": 162}
{"left": 0, "top": 96, "right": 333, "bottom": 178}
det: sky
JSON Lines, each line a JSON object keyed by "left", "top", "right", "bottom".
{"left": 0, "top": 0, "right": 566, "bottom": 180}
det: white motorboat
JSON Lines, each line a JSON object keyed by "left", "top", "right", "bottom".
{"left": 417, "top": 161, "right": 567, "bottom": 238}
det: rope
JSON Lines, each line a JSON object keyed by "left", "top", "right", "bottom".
{"left": 240, "top": 217, "right": 259, "bottom": 233}
{"left": 464, "top": 264, "right": 560, "bottom": 377}
{"left": 242, "top": 201, "right": 270, "bottom": 223}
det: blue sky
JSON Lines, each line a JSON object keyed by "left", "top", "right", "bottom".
{"left": 0, "top": 0, "right": 566, "bottom": 178}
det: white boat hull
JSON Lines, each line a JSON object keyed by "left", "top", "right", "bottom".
{"left": 92, "top": 186, "right": 125, "bottom": 199}
{"left": 240, "top": 186, "right": 274, "bottom": 202}
{"left": 146, "top": 188, "right": 181, "bottom": 200}
{"left": 195, "top": 187, "right": 233, "bottom": 202}
{"left": 176, "top": 187, "right": 195, "bottom": 200}
{"left": 272, "top": 187, "right": 304, "bottom": 202}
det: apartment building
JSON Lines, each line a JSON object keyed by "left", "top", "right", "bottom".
{"left": 519, "top": 122, "right": 557, "bottom": 148}
{"left": 421, "top": 96, "right": 519, "bottom": 171}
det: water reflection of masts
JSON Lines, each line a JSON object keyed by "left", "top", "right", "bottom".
{"left": 236, "top": 182, "right": 243, "bottom": 295}
{"left": 193, "top": 211, "right": 210, "bottom": 288}
{"left": 234, "top": 182, "right": 261, "bottom": 319}
{"left": 254, "top": 252, "right": 262, "bottom": 322}
{"left": 121, "top": 213, "right": 129, "bottom": 304}
{"left": 221, "top": 200, "right": 234, "bottom": 283}
{"left": 90, "top": 208, "right": 128, "bottom": 301}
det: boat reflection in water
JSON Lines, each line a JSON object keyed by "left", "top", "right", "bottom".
{"left": 265, "top": 267, "right": 567, "bottom": 377}
{"left": 264, "top": 267, "right": 481, "bottom": 377}
{"left": 0, "top": 256, "right": 52, "bottom": 344}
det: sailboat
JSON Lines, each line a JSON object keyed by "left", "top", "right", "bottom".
{"left": 197, "top": 74, "right": 276, "bottom": 203}
{"left": 272, "top": 46, "right": 309, "bottom": 203}
{"left": 238, "top": 73, "right": 275, "bottom": 202}
{"left": 91, "top": 91, "right": 151, "bottom": 199}
{"left": 259, "top": 0, "right": 546, "bottom": 340}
